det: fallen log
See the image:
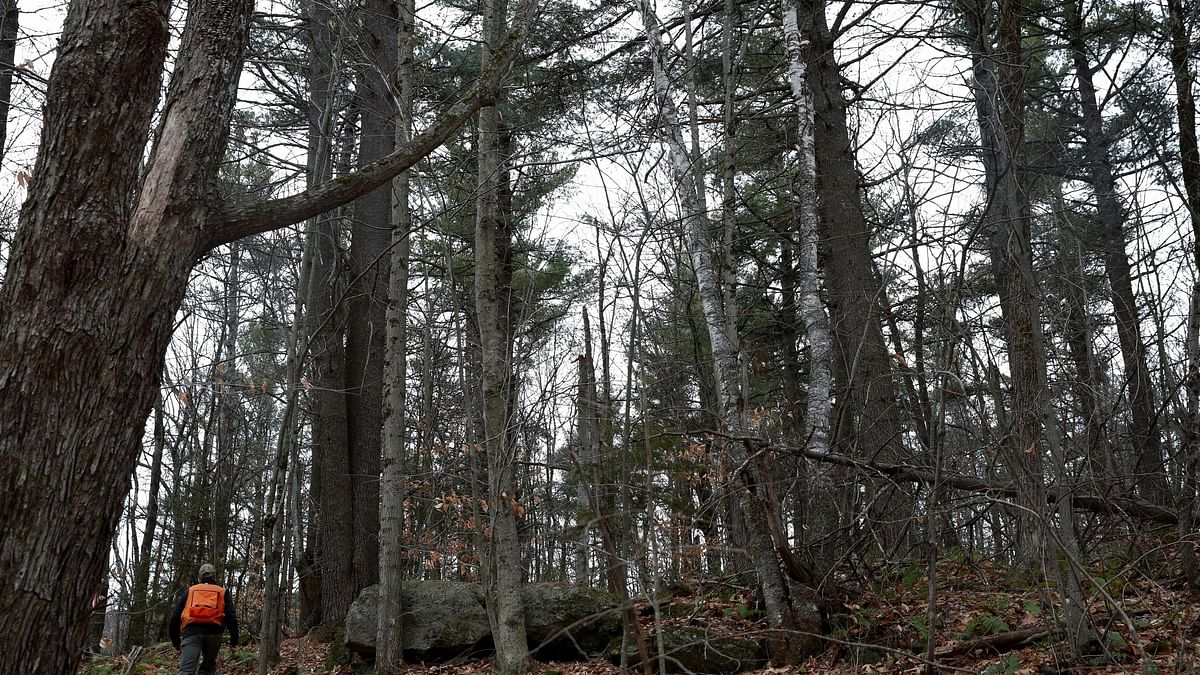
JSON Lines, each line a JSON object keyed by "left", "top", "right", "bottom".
{"left": 935, "top": 625, "right": 1057, "bottom": 658}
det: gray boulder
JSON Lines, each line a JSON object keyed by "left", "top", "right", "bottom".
{"left": 345, "top": 581, "right": 621, "bottom": 661}
{"left": 345, "top": 581, "right": 491, "bottom": 658}
{"left": 523, "top": 583, "right": 622, "bottom": 659}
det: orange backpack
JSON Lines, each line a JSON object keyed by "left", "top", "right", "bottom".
{"left": 181, "top": 583, "right": 226, "bottom": 629}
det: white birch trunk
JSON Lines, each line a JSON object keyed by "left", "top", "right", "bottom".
{"left": 782, "top": 2, "right": 832, "bottom": 458}
{"left": 638, "top": 0, "right": 818, "bottom": 662}
{"left": 637, "top": 0, "right": 741, "bottom": 425}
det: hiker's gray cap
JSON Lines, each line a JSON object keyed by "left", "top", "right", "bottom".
{"left": 199, "top": 563, "right": 216, "bottom": 577}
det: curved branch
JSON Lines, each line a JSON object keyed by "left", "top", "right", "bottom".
{"left": 212, "top": 92, "right": 485, "bottom": 246}
{"left": 208, "top": 2, "right": 536, "bottom": 250}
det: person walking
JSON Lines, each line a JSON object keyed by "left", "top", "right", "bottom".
{"left": 169, "top": 563, "right": 240, "bottom": 675}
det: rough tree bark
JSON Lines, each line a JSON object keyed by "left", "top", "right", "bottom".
{"left": 345, "top": 0, "right": 400, "bottom": 597}
{"left": 303, "top": 0, "right": 355, "bottom": 627}
{"left": 0, "top": 0, "right": 249, "bottom": 669}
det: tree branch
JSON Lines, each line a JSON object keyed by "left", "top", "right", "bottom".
{"left": 777, "top": 440, "right": 1181, "bottom": 526}
{"left": 207, "top": 0, "right": 537, "bottom": 250}
{"left": 663, "top": 430, "right": 1181, "bottom": 526}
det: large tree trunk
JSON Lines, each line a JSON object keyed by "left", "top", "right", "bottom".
{"left": 285, "top": 0, "right": 530, "bottom": 627}
{"left": 346, "top": 0, "right": 399, "bottom": 595}
{"left": 312, "top": 226, "right": 355, "bottom": 628}
{"left": 475, "top": 0, "right": 530, "bottom": 670}
{"left": 799, "top": 0, "right": 911, "bottom": 547}
{"left": 0, "top": 0, "right": 252, "bottom": 670}
{"left": 304, "top": 0, "right": 355, "bottom": 626}
{"left": 1066, "top": 1, "right": 1169, "bottom": 504}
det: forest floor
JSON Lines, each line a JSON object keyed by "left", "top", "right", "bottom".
{"left": 82, "top": 554, "right": 1200, "bottom": 674}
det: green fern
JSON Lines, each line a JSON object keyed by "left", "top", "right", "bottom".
{"left": 901, "top": 563, "right": 924, "bottom": 588}
{"left": 982, "top": 653, "right": 1019, "bottom": 675}
{"left": 959, "top": 612, "right": 1010, "bottom": 639}
{"left": 987, "top": 593, "right": 1012, "bottom": 615}
{"left": 907, "top": 613, "right": 931, "bottom": 641}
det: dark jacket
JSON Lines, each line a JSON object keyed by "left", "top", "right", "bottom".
{"left": 169, "top": 579, "right": 240, "bottom": 648}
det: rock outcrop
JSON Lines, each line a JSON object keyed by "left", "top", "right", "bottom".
{"left": 345, "top": 581, "right": 621, "bottom": 661}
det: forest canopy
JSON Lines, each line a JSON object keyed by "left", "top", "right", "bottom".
{"left": 0, "top": 0, "right": 1199, "bottom": 672}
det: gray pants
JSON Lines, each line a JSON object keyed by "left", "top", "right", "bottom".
{"left": 177, "top": 633, "right": 222, "bottom": 675}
